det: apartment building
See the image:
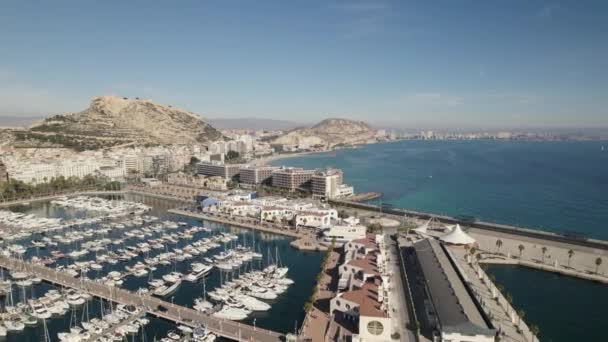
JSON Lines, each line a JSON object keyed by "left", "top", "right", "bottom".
{"left": 196, "top": 161, "right": 242, "bottom": 180}
{"left": 239, "top": 165, "right": 280, "bottom": 185}
{"left": 312, "top": 168, "right": 354, "bottom": 199}
{"left": 271, "top": 167, "right": 315, "bottom": 191}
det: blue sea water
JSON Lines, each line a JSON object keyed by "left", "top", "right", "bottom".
{"left": 271, "top": 140, "right": 608, "bottom": 239}
{"left": 272, "top": 140, "right": 608, "bottom": 342}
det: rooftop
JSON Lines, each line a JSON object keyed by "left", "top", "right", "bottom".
{"left": 412, "top": 239, "right": 495, "bottom": 336}
{"left": 341, "top": 278, "right": 387, "bottom": 318}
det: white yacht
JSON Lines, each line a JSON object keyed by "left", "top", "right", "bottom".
{"left": 185, "top": 263, "right": 213, "bottom": 282}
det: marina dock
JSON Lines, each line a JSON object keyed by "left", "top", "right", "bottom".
{"left": 0, "top": 256, "right": 284, "bottom": 342}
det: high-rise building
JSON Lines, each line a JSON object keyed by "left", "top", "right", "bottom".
{"left": 196, "top": 161, "right": 242, "bottom": 180}
{"left": 271, "top": 167, "right": 315, "bottom": 191}
{"left": 239, "top": 165, "right": 280, "bottom": 185}
{"left": 312, "top": 168, "right": 354, "bottom": 198}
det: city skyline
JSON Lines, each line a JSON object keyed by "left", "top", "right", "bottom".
{"left": 1, "top": 0, "right": 607, "bottom": 128}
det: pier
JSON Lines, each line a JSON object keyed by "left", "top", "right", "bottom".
{"left": 0, "top": 256, "right": 284, "bottom": 342}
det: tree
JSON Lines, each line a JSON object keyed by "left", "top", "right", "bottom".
{"left": 189, "top": 156, "right": 200, "bottom": 166}
{"left": 367, "top": 223, "right": 383, "bottom": 233}
{"left": 495, "top": 239, "right": 503, "bottom": 253}
{"left": 541, "top": 246, "right": 548, "bottom": 264}
{"left": 226, "top": 150, "right": 240, "bottom": 161}
{"left": 595, "top": 257, "right": 603, "bottom": 274}
{"left": 518, "top": 244, "right": 525, "bottom": 258}
{"left": 567, "top": 249, "right": 574, "bottom": 267}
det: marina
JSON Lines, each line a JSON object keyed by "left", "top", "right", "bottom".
{"left": 0, "top": 194, "right": 323, "bottom": 341}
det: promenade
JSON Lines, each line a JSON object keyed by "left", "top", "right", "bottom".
{"left": 0, "top": 256, "right": 284, "bottom": 342}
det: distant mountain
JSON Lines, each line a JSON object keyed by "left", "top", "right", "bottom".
{"left": 209, "top": 117, "right": 302, "bottom": 131}
{"left": 12, "top": 96, "right": 224, "bottom": 150}
{"left": 272, "top": 118, "right": 382, "bottom": 148}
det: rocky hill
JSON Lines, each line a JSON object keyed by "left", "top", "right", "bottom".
{"left": 15, "top": 96, "right": 224, "bottom": 150}
{"left": 272, "top": 118, "right": 380, "bottom": 148}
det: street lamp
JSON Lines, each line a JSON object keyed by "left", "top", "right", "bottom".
{"left": 253, "top": 318, "right": 256, "bottom": 330}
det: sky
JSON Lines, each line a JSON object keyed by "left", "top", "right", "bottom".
{"left": 0, "top": 0, "right": 607, "bottom": 129}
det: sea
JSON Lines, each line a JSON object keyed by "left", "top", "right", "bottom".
{"left": 3, "top": 194, "right": 321, "bottom": 342}
{"left": 270, "top": 139, "right": 608, "bottom": 342}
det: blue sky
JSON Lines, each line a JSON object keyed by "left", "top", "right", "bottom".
{"left": 0, "top": 0, "right": 606, "bottom": 128}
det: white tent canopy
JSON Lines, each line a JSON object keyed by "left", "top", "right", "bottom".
{"left": 439, "top": 224, "right": 476, "bottom": 245}
{"left": 413, "top": 218, "right": 431, "bottom": 234}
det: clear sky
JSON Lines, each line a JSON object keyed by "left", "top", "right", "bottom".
{"left": 1, "top": 0, "right": 606, "bottom": 129}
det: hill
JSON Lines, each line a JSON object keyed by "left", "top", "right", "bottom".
{"left": 272, "top": 118, "right": 381, "bottom": 148}
{"left": 13, "top": 96, "right": 224, "bottom": 150}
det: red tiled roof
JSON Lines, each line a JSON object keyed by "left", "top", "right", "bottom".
{"left": 347, "top": 253, "right": 379, "bottom": 276}
{"left": 351, "top": 233, "right": 378, "bottom": 250}
{"left": 341, "top": 279, "right": 387, "bottom": 318}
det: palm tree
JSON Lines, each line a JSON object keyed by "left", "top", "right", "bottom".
{"left": 495, "top": 239, "right": 503, "bottom": 253}
{"left": 595, "top": 257, "right": 603, "bottom": 274}
{"left": 469, "top": 246, "right": 477, "bottom": 263}
{"left": 541, "top": 246, "right": 548, "bottom": 264}
{"left": 567, "top": 249, "right": 574, "bottom": 267}
{"left": 518, "top": 244, "right": 525, "bottom": 258}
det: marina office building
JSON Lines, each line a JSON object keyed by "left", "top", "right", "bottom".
{"left": 403, "top": 238, "right": 496, "bottom": 342}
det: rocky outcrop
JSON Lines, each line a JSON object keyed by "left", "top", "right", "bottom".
{"left": 26, "top": 96, "right": 224, "bottom": 149}
{"left": 272, "top": 118, "right": 380, "bottom": 148}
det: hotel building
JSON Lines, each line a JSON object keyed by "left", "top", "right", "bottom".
{"left": 239, "top": 165, "right": 280, "bottom": 185}
{"left": 196, "top": 161, "right": 242, "bottom": 180}
{"left": 271, "top": 167, "right": 315, "bottom": 191}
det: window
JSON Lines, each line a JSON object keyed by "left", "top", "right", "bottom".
{"left": 346, "top": 304, "right": 351, "bottom": 310}
{"left": 367, "top": 321, "right": 384, "bottom": 336}
{"left": 336, "top": 300, "right": 341, "bottom": 306}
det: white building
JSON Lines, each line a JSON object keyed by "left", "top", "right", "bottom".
{"left": 323, "top": 224, "right": 367, "bottom": 244}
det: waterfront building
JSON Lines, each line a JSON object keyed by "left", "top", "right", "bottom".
{"left": 330, "top": 234, "right": 394, "bottom": 342}
{"left": 239, "top": 165, "right": 280, "bottom": 185}
{"left": 323, "top": 224, "right": 368, "bottom": 245}
{"left": 166, "top": 172, "right": 228, "bottom": 191}
{"left": 294, "top": 211, "right": 332, "bottom": 229}
{"left": 271, "top": 167, "right": 315, "bottom": 191}
{"left": 312, "top": 168, "right": 354, "bottom": 199}
{"left": 98, "top": 166, "right": 125, "bottom": 180}
{"left": 261, "top": 206, "right": 294, "bottom": 222}
{"left": 406, "top": 238, "right": 496, "bottom": 342}
{"left": 196, "top": 161, "right": 242, "bottom": 180}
